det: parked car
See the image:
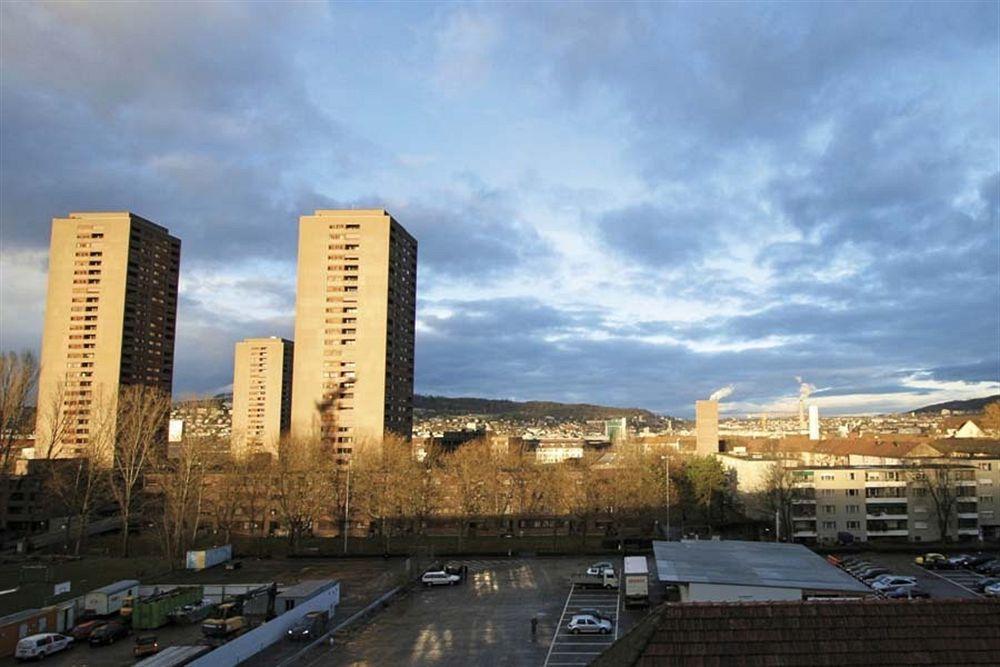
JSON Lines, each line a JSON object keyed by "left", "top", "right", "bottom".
{"left": 286, "top": 611, "right": 328, "bottom": 641}
{"left": 975, "top": 560, "right": 1000, "bottom": 575}
{"left": 943, "top": 554, "right": 974, "bottom": 569}
{"left": 845, "top": 562, "right": 875, "bottom": 574}
{"left": 962, "top": 554, "right": 996, "bottom": 569}
{"left": 421, "top": 570, "right": 461, "bottom": 586}
{"left": 69, "top": 619, "right": 101, "bottom": 641}
{"left": 587, "top": 562, "right": 615, "bottom": 576}
{"left": 576, "top": 607, "right": 614, "bottom": 622}
{"left": 858, "top": 568, "right": 892, "bottom": 582}
{"left": 88, "top": 621, "right": 129, "bottom": 646}
{"left": 914, "top": 553, "right": 947, "bottom": 569}
{"left": 974, "top": 577, "right": 1000, "bottom": 593}
{"left": 133, "top": 635, "right": 160, "bottom": 658}
{"left": 15, "top": 634, "right": 73, "bottom": 661}
{"left": 872, "top": 576, "right": 918, "bottom": 591}
{"left": 566, "top": 614, "right": 612, "bottom": 635}
{"left": 883, "top": 585, "right": 930, "bottom": 599}
{"left": 983, "top": 582, "right": 1000, "bottom": 597}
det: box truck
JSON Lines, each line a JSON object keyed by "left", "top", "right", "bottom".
{"left": 623, "top": 556, "right": 649, "bottom": 608}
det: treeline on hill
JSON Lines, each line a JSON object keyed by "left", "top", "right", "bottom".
{"left": 414, "top": 394, "right": 669, "bottom": 422}
{"left": 914, "top": 395, "right": 1000, "bottom": 414}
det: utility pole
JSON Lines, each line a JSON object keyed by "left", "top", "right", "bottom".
{"left": 343, "top": 460, "right": 351, "bottom": 555}
{"left": 775, "top": 509, "right": 780, "bottom": 542}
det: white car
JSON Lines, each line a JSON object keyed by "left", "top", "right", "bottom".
{"left": 15, "top": 633, "right": 73, "bottom": 661}
{"left": 984, "top": 582, "right": 1000, "bottom": 597}
{"left": 421, "top": 570, "right": 461, "bottom": 587}
{"left": 872, "top": 576, "right": 917, "bottom": 591}
{"left": 587, "top": 562, "right": 614, "bottom": 576}
{"left": 567, "top": 613, "right": 612, "bottom": 635}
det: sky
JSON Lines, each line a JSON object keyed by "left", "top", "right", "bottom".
{"left": 0, "top": 1, "right": 998, "bottom": 417}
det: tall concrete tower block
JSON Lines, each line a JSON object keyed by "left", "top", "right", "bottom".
{"left": 695, "top": 400, "right": 720, "bottom": 455}
{"left": 808, "top": 405, "right": 820, "bottom": 441}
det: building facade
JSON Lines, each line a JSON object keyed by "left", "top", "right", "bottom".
{"left": 289, "top": 209, "right": 416, "bottom": 460}
{"left": 231, "top": 337, "right": 294, "bottom": 458}
{"left": 695, "top": 400, "right": 719, "bottom": 455}
{"left": 35, "top": 212, "right": 181, "bottom": 464}
{"left": 788, "top": 462, "right": 999, "bottom": 543}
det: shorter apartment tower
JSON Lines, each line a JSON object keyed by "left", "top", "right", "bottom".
{"left": 231, "top": 337, "right": 294, "bottom": 458}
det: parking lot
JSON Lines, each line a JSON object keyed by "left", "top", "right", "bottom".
{"left": 302, "top": 556, "right": 650, "bottom": 667}
{"left": 543, "top": 584, "right": 619, "bottom": 667}
{"left": 841, "top": 552, "right": 987, "bottom": 599}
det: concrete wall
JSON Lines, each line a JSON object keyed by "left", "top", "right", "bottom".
{"left": 683, "top": 582, "right": 801, "bottom": 602}
{"left": 188, "top": 582, "right": 340, "bottom": 667}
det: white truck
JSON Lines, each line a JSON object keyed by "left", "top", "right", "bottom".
{"left": 84, "top": 579, "right": 140, "bottom": 617}
{"left": 623, "top": 556, "right": 649, "bottom": 608}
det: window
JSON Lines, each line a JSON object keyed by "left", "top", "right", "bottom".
{"left": 846, "top": 505, "right": 860, "bottom": 514}
{"left": 821, "top": 521, "right": 836, "bottom": 530}
{"left": 846, "top": 521, "right": 861, "bottom": 529}
{"left": 820, "top": 473, "right": 835, "bottom": 481}
{"left": 846, "top": 489, "right": 859, "bottom": 496}
{"left": 913, "top": 521, "right": 928, "bottom": 529}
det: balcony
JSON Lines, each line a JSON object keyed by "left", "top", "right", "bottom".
{"left": 864, "top": 479, "right": 907, "bottom": 487}
{"left": 866, "top": 496, "right": 908, "bottom": 503}
{"left": 958, "top": 512, "right": 979, "bottom": 519}
{"left": 867, "top": 529, "right": 909, "bottom": 537}
{"left": 793, "top": 530, "right": 818, "bottom": 538}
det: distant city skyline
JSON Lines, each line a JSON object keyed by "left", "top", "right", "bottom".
{"left": 1, "top": 2, "right": 997, "bottom": 416}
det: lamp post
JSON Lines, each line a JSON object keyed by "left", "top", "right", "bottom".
{"left": 661, "top": 455, "right": 671, "bottom": 540}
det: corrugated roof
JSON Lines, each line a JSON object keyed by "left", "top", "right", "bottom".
{"left": 653, "top": 540, "right": 870, "bottom": 593}
{"left": 593, "top": 599, "right": 1000, "bottom": 666}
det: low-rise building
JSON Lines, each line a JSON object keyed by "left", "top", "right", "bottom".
{"left": 652, "top": 540, "right": 871, "bottom": 602}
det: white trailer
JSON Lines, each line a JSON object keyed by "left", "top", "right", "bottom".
{"left": 623, "top": 556, "right": 649, "bottom": 608}
{"left": 84, "top": 579, "right": 140, "bottom": 616}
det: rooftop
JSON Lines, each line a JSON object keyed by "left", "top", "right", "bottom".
{"left": 592, "top": 598, "right": 1000, "bottom": 666}
{"left": 653, "top": 540, "right": 870, "bottom": 593}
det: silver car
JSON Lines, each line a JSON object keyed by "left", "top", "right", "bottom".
{"left": 567, "top": 614, "right": 612, "bottom": 635}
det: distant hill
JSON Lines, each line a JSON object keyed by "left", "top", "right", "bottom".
{"left": 913, "top": 395, "right": 1000, "bottom": 414}
{"left": 414, "top": 394, "right": 667, "bottom": 423}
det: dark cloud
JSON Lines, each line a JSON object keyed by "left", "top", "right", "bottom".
{"left": 1, "top": 2, "right": 995, "bottom": 410}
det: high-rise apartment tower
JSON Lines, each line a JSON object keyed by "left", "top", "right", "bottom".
{"left": 231, "top": 337, "right": 294, "bottom": 458}
{"left": 290, "top": 209, "right": 416, "bottom": 460}
{"left": 35, "top": 212, "right": 181, "bottom": 464}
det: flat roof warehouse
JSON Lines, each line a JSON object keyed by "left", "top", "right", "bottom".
{"left": 653, "top": 540, "right": 871, "bottom": 597}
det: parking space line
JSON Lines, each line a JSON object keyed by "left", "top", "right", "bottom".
{"left": 544, "top": 585, "right": 575, "bottom": 667}
{"left": 922, "top": 568, "right": 983, "bottom": 597}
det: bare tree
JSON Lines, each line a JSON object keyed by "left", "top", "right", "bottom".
{"left": 0, "top": 351, "right": 39, "bottom": 531}
{"left": 761, "top": 462, "right": 796, "bottom": 541}
{"left": 908, "top": 466, "right": 962, "bottom": 542}
{"left": 154, "top": 436, "right": 213, "bottom": 564}
{"left": 443, "top": 440, "right": 493, "bottom": 550}
{"left": 107, "top": 384, "right": 171, "bottom": 557}
{"left": 273, "top": 437, "right": 330, "bottom": 552}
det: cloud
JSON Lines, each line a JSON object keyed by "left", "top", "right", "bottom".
{"left": 0, "top": 2, "right": 995, "bottom": 415}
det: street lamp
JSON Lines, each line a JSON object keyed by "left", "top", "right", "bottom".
{"left": 661, "top": 455, "right": 670, "bottom": 540}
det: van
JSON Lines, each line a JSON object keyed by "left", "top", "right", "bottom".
{"left": 15, "top": 633, "right": 73, "bottom": 661}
